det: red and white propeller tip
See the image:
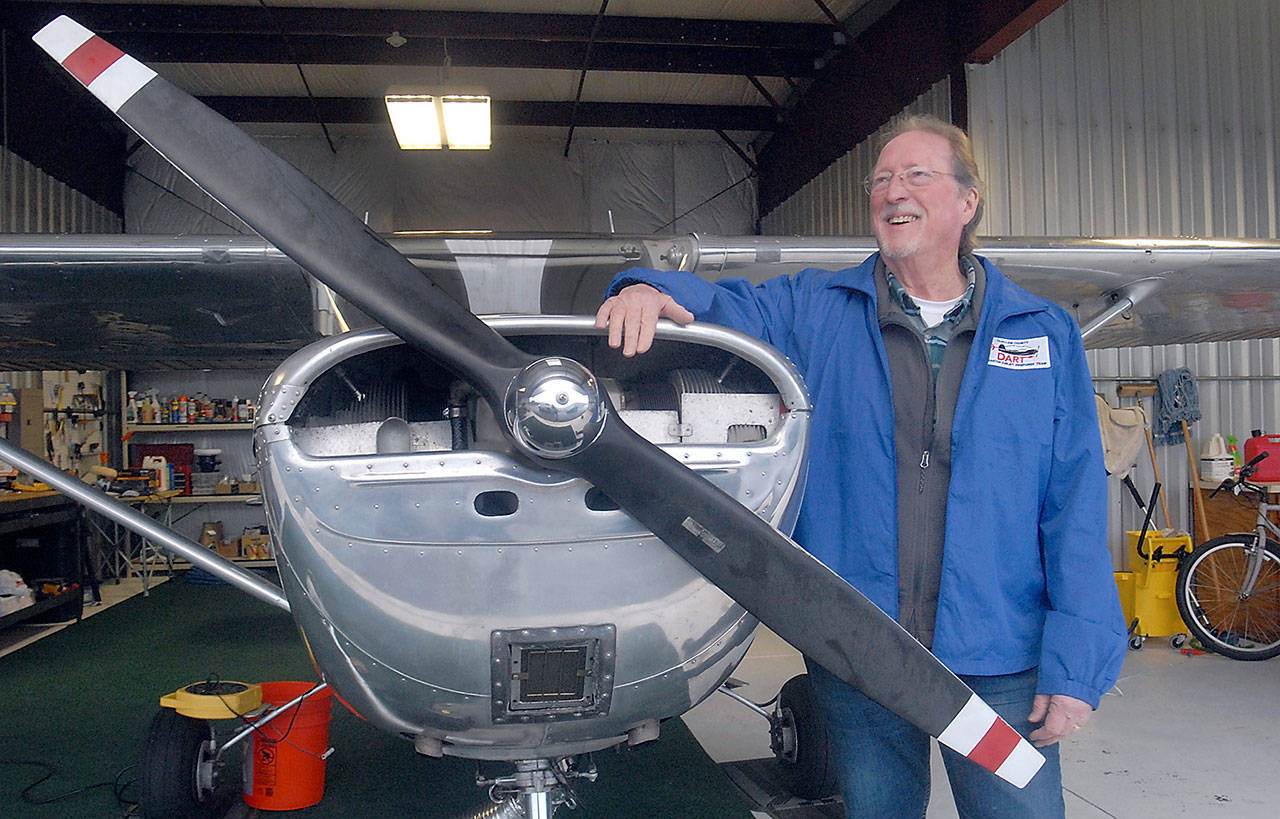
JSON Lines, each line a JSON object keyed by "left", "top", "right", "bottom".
{"left": 33, "top": 16, "right": 156, "bottom": 112}
{"left": 938, "top": 694, "right": 1044, "bottom": 788}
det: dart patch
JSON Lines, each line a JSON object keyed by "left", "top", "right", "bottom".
{"left": 33, "top": 16, "right": 156, "bottom": 112}
{"left": 987, "top": 336, "right": 1050, "bottom": 370}
{"left": 936, "top": 694, "right": 1044, "bottom": 788}
{"left": 682, "top": 517, "right": 726, "bottom": 553}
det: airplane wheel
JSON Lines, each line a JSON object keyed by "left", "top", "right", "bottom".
{"left": 771, "top": 674, "right": 839, "bottom": 801}
{"left": 139, "top": 708, "right": 221, "bottom": 819}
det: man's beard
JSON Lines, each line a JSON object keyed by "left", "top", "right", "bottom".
{"left": 875, "top": 231, "right": 923, "bottom": 260}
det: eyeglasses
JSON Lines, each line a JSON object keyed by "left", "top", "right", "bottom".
{"left": 863, "top": 167, "right": 956, "bottom": 196}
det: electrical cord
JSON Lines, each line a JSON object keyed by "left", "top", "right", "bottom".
{"left": 208, "top": 674, "right": 329, "bottom": 761}
{"left": 0, "top": 758, "right": 138, "bottom": 812}
{"left": 2, "top": 676, "right": 325, "bottom": 814}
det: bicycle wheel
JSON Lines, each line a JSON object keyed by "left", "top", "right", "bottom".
{"left": 1176, "top": 535, "right": 1280, "bottom": 661}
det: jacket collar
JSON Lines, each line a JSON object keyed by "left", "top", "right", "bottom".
{"left": 825, "top": 251, "right": 1050, "bottom": 328}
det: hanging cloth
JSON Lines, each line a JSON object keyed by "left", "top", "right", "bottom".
{"left": 1095, "top": 394, "right": 1148, "bottom": 478}
{"left": 1152, "top": 367, "right": 1201, "bottom": 446}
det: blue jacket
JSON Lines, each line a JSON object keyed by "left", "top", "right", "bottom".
{"left": 609, "top": 254, "right": 1126, "bottom": 707}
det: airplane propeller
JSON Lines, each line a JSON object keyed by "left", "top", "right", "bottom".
{"left": 33, "top": 15, "right": 1043, "bottom": 787}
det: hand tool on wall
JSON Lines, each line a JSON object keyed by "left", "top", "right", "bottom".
{"left": 1117, "top": 382, "right": 1171, "bottom": 530}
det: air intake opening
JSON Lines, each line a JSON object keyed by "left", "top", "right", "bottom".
{"left": 516, "top": 646, "right": 589, "bottom": 703}
{"left": 475, "top": 490, "right": 518, "bottom": 516}
{"left": 491, "top": 624, "right": 616, "bottom": 722}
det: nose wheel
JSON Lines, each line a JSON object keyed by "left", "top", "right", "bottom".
{"left": 768, "top": 674, "right": 838, "bottom": 801}
{"left": 139, "top": 707, "right": 222, "bottom": 819}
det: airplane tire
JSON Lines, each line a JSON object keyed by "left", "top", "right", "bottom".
{"left": 139, "top": 708, "right": 221, "bottom": 819}
{"left": 773, "top": 673, "right": 839, "bottom": 801}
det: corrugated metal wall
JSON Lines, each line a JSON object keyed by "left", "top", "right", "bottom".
{"left": 759, "top": 0, "right": 1280, "bottom": 559}
{"left": 1, "top": 146, "right": 121, "bottom": 388}
{"left": 2, "top": 147, "right": 122, "bottom": 234}
{"left": 760, "top": 79, "right": 951, "bottom": 235}
{"left": 969, "top": 0, "right": 1280, "bottom": 239}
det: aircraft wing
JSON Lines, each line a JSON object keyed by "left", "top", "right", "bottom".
{"left": 0, "top": 232, "right": 673, "bottom": 370}
{"left": 687, "top": 235, "right": 1280, "bottom": 349}
{"left": 2, "top": 232, "right": 1278, "bottom": 370}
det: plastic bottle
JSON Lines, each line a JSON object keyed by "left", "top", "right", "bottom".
{"left": 1227, "top": 434, "right": 1242, "bottom": 475}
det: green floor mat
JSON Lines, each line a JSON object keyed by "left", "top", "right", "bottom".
{"left": 0, "top": 577, "right": 753, "bottom": 817}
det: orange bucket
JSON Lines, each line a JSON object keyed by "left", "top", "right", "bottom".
{"left": 242, "top": 681, "right": 333, "bottom": 811}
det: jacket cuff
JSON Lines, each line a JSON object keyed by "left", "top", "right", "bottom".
{"left": 1036, "top": 609, "right": 1126, "bottom": 708}
{"left": 605, "top": 268, "right": 716, "bottom": 315}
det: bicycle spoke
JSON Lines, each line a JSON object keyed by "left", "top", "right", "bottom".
{"left": 1178, "top": 536, "right": 1280, "bottom": 659}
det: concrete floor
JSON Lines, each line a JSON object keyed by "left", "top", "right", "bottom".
{"left": 683, "top": 627, "right": 1280, "bottom": 818}
{"left": 7, "top": 584, "right": 1279, "bottom": 817}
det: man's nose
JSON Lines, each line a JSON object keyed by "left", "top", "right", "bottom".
{"left": 884, "top": 172, "right": 911, "bottom": 198}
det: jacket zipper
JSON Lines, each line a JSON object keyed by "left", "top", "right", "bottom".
{"left": 920, "top": 333, "right": 936, "bottom": 495}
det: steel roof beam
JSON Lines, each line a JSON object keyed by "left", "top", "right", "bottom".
{"left": 201, "top": 96, "right": 777, "bottom": 132}
{"left": 3, "top": 3, "right": 836, "bottom": 74}
{"left": 126, "top": 34, "right": 815, "bottom": 76}
{"left": 756, "top": 0, "right": 1065, "bottom": 213}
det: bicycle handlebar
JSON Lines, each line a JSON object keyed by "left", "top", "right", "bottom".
{"left": 1211, "top": 450, "right": 1271, "bottom": 499}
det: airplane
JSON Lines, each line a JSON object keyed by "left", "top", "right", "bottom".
{"left": 4, "top": 13, "right": 1280, "bottom": 819}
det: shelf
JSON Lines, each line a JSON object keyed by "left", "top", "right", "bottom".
{"left": 126, "top": 423, "right": 254, "bottom": 432}
{"left": 139, "top": 494, "right": 263, "bottom": 505}
{"left": 0, "top": 587, "right": 82, "bottom": 630}
{"left": 132, "top": 556, "right": 276, "bottom": 572}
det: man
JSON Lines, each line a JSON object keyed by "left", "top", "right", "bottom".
{"left": 595, "top": 115, "right": 1126, "bottom": 817}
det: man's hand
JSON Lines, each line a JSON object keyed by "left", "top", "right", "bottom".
{"left": 1027, "top": 693, "right": 1093, "bottom": 748}
{"left": 595, "top": 283, "right": 695, "bottom": 357}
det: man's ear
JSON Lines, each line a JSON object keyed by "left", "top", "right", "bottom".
{"left": 962, "top": 186, "right": 980, "bottom": 223}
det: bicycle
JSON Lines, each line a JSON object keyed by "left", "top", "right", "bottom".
{"left": 1175, "top": 451, "right": 1280, "bottom": 660}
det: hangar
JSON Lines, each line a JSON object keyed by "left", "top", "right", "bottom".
{"left": 2, "top": 2, "right": 1279, "bottom": 817}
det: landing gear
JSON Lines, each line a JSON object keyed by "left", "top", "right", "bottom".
{"left": 770, "top": 674, "right": 838, "bottom": 801}
{"left": 469, "top": 757, "right": 598, "bottom": 819}
{"left": 138, "top": 708, "right": 221, "bottom": 819}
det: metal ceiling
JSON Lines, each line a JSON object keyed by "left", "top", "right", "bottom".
{"left": 1, "top": 0, "right": 1059, "bottom": 215}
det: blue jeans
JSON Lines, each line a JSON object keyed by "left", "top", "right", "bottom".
{"left": 806, "top": 660, "right": 1064, "bottom": 819}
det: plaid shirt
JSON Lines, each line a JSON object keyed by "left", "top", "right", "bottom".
{"left": 884, "top": 256, "right": 977, "bottom": 376}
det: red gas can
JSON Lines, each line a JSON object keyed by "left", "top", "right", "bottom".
{"left": 1243, "top": 434, "right": 1280, "bottom": 482}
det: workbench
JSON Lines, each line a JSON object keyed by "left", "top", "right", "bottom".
{"left": 0, "top": 490, "right": 84, "bottom": 631}
{"left": 1196, "top": 479, "right": 1280, "bottom": 540}
{"left": 87, "top": 492, "right": 269, "bottom": 593}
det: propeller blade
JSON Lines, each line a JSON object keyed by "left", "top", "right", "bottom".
{"left": 34, "top": 15, "right": 1043, "bottom": 787}
{"left": 30, "top": 14, "right": 529, "bottom": 406}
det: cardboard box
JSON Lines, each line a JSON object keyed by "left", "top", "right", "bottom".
{"left": 240, "top": 533, "right": 272, "bottom": 559}
{"left": 217, "top": 541, "right": 240, "bottom": 558}
{"left": 199, "top": 521, "right": 224, "bottom": 548}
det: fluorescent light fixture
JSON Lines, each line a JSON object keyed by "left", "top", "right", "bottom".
{"left": 385, "top": 94, "right": 491, "bottom": 150}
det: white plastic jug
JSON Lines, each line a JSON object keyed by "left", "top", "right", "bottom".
{"left": 1200, "top": 433, "right": 1232, "bottom": 481}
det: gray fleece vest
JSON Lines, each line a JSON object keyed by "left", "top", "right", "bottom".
{"left": 874, "top": 257, "right": 985, "bottom": 649}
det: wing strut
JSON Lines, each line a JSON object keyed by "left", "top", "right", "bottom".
{"left": 1079, "top": 277, "right": 1164, "bottom": 341}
